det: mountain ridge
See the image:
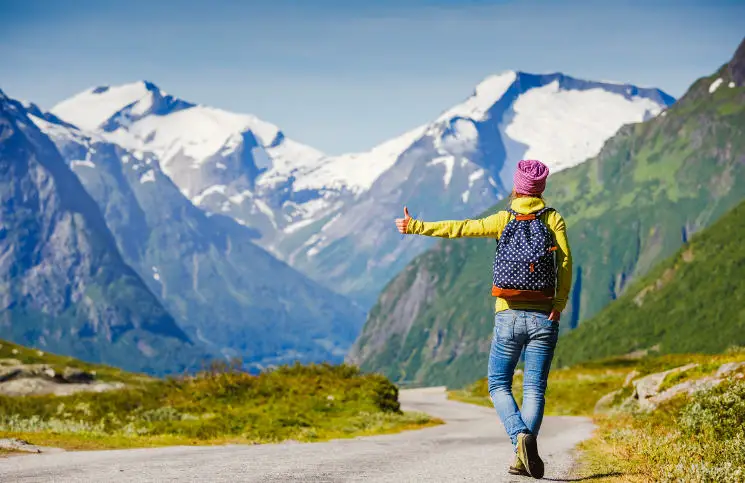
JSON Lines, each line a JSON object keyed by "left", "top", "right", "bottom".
{"left": 347, "top": 37, "right": 745, "bottom": 387}
{"left": 0, "top": 89, "right": 207, "bottom": 375}
{"left": 25, "top": 102, "right": 364, "bottom": 369}
{"left": 47, "top": 71, "right": 674, "bottom": 310}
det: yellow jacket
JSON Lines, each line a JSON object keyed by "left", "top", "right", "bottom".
{"left": 406, "top": 197, "right": 572, "bottom": 314}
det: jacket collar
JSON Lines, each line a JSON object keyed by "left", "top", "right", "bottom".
{"left": 510, "top": 196, "right": 545, "bottom": 214}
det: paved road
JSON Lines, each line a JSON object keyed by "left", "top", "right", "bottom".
{"left": 0, "top": 387, "right": 594, "bottom": 482}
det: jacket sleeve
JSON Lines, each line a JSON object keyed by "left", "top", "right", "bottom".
{"left": 406, "top": 212, "right": 507, "bottom": 239}
{"left": 549, "top": 212, "right": 573, "bottom": 313}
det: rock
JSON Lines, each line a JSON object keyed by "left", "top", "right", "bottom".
{"left": 623, "top": 370, "right": 640, "bottom": 387}
{"left": 594, "top": 389, "right": 622, "bottom": 415}
{"left": 617, "top": 361, "right": 745, "bottom": 412}
{"left": 0, "top": 438, "right": 41, "bottom": 454}
{"left": 0, "top": 367, "right": 22, "bottom": 383}
{"left": 715, "top": 361, "right": 745, "bottom": 377}
{"left": 0, "top": 364, "right": 56, "bottom": 382}
{"left": 0, "top": 358, "right": 23, "bottom": 366}
{"left": 629, "top": 363, "right": 699, "bottom": 410}
{"left": 633, "top": 363, "right": 698, "bottom": 402}
{"left": 62, "top": 367, "right": 95, "bottom": 383}
{"left": 649, "top": 377, "right": 723, "bottom": 407}
{"left": 0, "top": 378, "right": 125, "bottom": 397}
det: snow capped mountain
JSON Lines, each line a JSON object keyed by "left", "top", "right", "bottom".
{"left": 50, "top": 73, "right": 674, "bottom": 307}
{"left": 24, "top": 101, "right": 364, "bottom": 368}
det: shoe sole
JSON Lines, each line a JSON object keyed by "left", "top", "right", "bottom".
{"left": 518, "top": 433, "right": 545, "bottom": 479}
{"left": 508, "top": 466, "right": 530, "bottom": 476}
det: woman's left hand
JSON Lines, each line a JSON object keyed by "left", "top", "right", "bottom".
{"left": 549, "top": 310, "right": 561, "bottom": 323}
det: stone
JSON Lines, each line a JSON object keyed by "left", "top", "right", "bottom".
{"left": 62, "top": 367, "right": 95, "bottom": 383}
{"left": 0, "top": 438, "right": 42, "bottom": 454}
{"left": 715, "top": 361, "right": 745, "bottom": 377}
{"left": 623, "top": 370, "right": 639, "bottom": 387}
{"left": 594, "top": 389, "right": 622, "bottom": 415}
{"left": 633, "top": 363, "right": 698, "bottom": 403}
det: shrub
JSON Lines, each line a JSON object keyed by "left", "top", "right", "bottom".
{"left": 679, "top": 380, "right": 745, "bottom": 440}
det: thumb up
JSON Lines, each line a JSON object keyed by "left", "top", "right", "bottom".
{"left": 395, "top": 206, "right": 412, "bottom": 234}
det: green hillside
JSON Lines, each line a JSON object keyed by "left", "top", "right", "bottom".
{"left": 552, "top": 198, "right": 745, "bottom": 367}
{"left": 347, "top": 37, "right": 745, "bottom": 389}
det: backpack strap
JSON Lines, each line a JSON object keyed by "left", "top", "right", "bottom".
{"left": 506, "top": 207, "right": 554, "bottom": 220}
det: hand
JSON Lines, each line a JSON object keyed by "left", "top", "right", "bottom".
{"left": 395, "top": 206, "right": 412, "bottom": 234}
{"left": 549, "top": 309, "right": 561, "bottom": 323}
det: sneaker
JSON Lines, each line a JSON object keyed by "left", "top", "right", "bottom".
{"left": 508, "top": 453, "right": 530, "bottom": 476}
{"left": 516, "top": 432, "right": 544, "bottom": 479}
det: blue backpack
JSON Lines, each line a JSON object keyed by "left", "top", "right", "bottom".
{"left": 492, "top": 207, "right": 557, "bottom": 301}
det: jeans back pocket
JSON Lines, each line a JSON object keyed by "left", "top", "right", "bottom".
{"left": 495, "top": 311, "right": 516, "bottom": 341}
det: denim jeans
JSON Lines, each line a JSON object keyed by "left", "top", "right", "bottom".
{"left": 488, "top": 309, "right": 559, "bottom": 449}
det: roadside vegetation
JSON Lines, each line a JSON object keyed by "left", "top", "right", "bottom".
{"left": 0, "top": 357, "right": 439, "bottom": 451}
{"left": 449, "top": 350, "right": 745, "bottom": 481}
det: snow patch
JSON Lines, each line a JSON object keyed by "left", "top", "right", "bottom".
{"left": 430, "top": 156, "right": 455, "bottom": 187}
{"left": 228, "top": 190, "right": 252, "bottom": 205}
{"left": 139, "top": 170, "right": 155, "bottom": 184}
{"left": 461, "top": 169, "right": 486, "bottom": 203}
{"left": 289, "top": 124, "right": 428, "bottom": 192}
{"left": 437, "top": 71, "right": 517, "bottom": 122}
{"left": 502, "top": 81, "right": 665, "bottom": 174}
{"left": 320, "top": 213, "right": 342, "bottom": 232}
{"left": 254, "top": 199, "right": 277, "bottom": 228}
{"left": 284, "top": 217, "right": 317, "bottom": 234}
{"left": 709, "top": 78, "right": 723, "bottom": 94}
{"left": 192, "top": 185, "right": 227, "bottom": 205}
{"left": 468, "top": 169, "right": 485, "bottom": 185}
{"left": 52, "top": 82, "right": 154, "bottom": 131}
{"left": 70, "top": 159, "right": 95, "bottom": 169}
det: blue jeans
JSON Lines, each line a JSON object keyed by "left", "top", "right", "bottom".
{"left": 488, "top": 309, "right": 559, "bottom": 449}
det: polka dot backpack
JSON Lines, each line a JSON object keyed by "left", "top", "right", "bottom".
{"left": 491, "top": 207, "right": 558, "bottom": 301}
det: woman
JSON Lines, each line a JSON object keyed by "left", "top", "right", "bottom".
{"left": 395, "top": 159, "right": 572, "bottom": 479}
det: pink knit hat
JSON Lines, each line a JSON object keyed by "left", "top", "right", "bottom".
{"left": 513, "top": 159, "right": 549, "bottom": 195}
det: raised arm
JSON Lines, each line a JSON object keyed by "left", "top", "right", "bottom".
{"left": 396, "top": 206, "right": 508, "bottom": 239}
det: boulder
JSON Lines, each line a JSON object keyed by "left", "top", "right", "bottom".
{"left": 0, "top": 438, "right": 42, "bottom": 454}
{"left": 61, "top": 367, "right": 95, "bottom": 383}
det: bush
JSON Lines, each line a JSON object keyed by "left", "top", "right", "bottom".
{"left": 679, "top": 380, "right": 745, "bottom": 440}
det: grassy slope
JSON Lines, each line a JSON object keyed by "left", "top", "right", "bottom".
{"left": 577, "top": 356, "right": 745, "bottom": 482}
{"left": 448, "top": 352, "right": 745, "bottom": 416}
{"left": 353, "top": 59, "right": 745, "bottom": 389}
{"left": 553, "top": 198, "right": 745, "bottom": 368}
{"left": 0, "top": 338, "right": 145, "bottom": 384}
{"left": 0, "top": 344, "right": 438, "bottom": 450}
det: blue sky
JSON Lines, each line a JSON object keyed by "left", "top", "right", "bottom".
{"left": 1, "top": 0, "right": 743, "bottom": 154}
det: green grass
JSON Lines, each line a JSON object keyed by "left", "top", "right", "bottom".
{"left": 553, "top": 198, "right": 745, "bottom": 368}
{"left": 0, "top": 361, "right": 440, "bottom": 450}
{"left": 449, "top": 358, "right": 632, "bottom": 416}
{"left": 576, "top": 378, "right": 745, "bottom": 482}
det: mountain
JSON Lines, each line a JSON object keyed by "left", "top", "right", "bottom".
{"left": 0, "top": 89, "right": 207, "bottom": 375}
{"left": 347, "top": 37, "right": 745, "bottom": 388}
{"left": 552, "top": 198, "right": 745, "bottom": 367}
{"left": 24, "top": 105, "right": 365, "bottom": 370}
{"left": 51, "top": 75, "right": 674, "bottom": 307}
